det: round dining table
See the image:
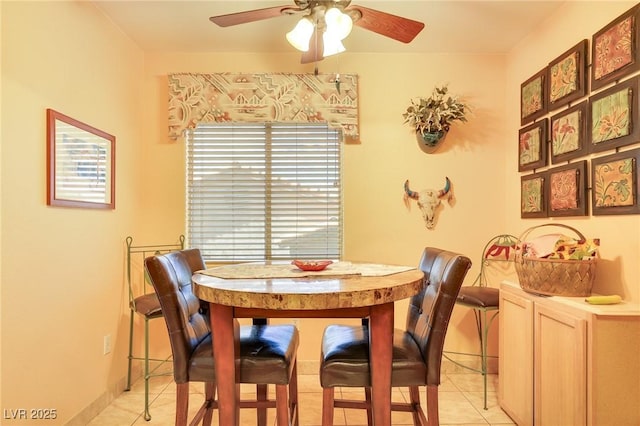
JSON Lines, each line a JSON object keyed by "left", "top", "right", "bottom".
{"left": 192, "top": 261, "right": 425, "bottom": 426}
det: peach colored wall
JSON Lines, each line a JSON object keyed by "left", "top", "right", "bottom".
{"left": 505, "top": 1, "right": 640, "bottom": 303}
{"left": 1, "top": 1, "right": 144, "bottom": 424}
{"left": 2, "top": 1, "right": 639, "bottom": 424}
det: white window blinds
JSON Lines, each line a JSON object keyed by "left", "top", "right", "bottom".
{"left": 187, "top": 122, "right": 342, "bottom": 262}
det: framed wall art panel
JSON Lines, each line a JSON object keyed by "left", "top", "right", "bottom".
{"left": 521, "top": 172, "right": 548, "bottom": 219}
{"left": 46, "top": 109, "right": 116, "bottom": 209}
{"left": 521, "top": 68, "right": 548, "bottom": 126}
{"left": 547, "top": 160, "right": 588, "bottom": 217}
{"left": 588, "top": 76, "right": 639, "bottom": 153}
{"left": 548, "top": 40, "right": 588, "bottom": 111}
{"left": 518, "top": 119, "right": 548, "bottom": 172}
{"left": 591, "top": 4, "right": 640, "bottom": 91}
{"left": 550, "top": 101, "right": 588, "bottom": 164}
{"left": 591, "top": 148, "right": 640, "bottom": 216}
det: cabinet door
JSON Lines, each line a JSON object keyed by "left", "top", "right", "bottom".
{"left": 534, "top": 303, "right": 586, "bottom": 426}
{"left": 499, "top": 288, "right": 534, "bottom": 426}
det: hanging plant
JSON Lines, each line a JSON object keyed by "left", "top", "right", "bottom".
{"left": 402, "top": 85, "right": 469, "bottom": 135}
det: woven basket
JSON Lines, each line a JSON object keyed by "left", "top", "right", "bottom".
{"left": 515, "top": 223, "right": 597, "bottom": 297}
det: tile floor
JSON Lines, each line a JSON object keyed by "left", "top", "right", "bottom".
{"left": 89, "top": 372, "right": 515, "bottom": 425}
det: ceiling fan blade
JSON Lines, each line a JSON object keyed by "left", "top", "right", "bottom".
{"left": 348, "top": 5, "right": 425, "bottom": 43}
{"left": 301, "top": 28, "right": 325, "bottom": 64}
{"left": 210, "top": 5, "right": 300, "bottom": 27}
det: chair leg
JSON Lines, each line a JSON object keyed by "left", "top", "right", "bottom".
{"left": 143, "top": 317, "right": 151, "bottom": 421}
{"left": 275, "top": 384, "right": 290, "bottom": 426}
{"left": 289, "top": 360, "right": 299, "bottom": 426}
{"left": 364, "top": 387, "right": 373, "bottom": 426}
{"left": 126, "top": 309, "right": 134, "bottom": 391}
{"left": 426, "top": 385, "right": 439, "bottom": 426}
{"left": 409, "top": 386, "right": 422, "bottom": 426}
{"left": 477, "top": 308, "right": 499, "bottom": 410}
{"left": 256, "top": 384, "right": 268, "bottom": 426}
{"left": 176, "top": 382, "right": 189, "bottom": 426}
{"left": 321, "top": 387, "right": 335, "bottom": 426}
{"left": 479, "top": 309, "right": 489, "bottom": 410}
{"left": 203, "top": 382, "right": 215, "bottom": 426}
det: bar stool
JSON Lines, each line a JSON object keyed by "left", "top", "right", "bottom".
{"left": 145, "top": 248, "right": 300, "bottom": 426}
{"left": 319, "top": 247, "right": 472, "bottom": 426}
{"left": 124, "top": 235, "right": 184, "bottom": 421}
{"left": 445, "top": 234, "right": 517, "bottom": 409}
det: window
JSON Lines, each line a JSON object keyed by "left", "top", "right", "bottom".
{"left": 187, "top": 122, "right": 342, "bottom": 262}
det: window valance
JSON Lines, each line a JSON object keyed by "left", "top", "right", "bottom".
{"left": 168, "top": 72, "right": 359, "bottom": 142}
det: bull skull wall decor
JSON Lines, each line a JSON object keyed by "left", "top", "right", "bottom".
{"left": 403, "top": 177, "right": 453, "bottom": 229}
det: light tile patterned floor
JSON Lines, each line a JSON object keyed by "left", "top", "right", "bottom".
{"left": 88, "top": 372, "right": 514, "bottom": 425}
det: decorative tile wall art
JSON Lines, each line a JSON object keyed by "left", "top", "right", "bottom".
{"left": 591, "top": 148, "right": 640, "bottom": 215}
{"left": 521, "top": 172, "right": 547, "bottom": 218}
{"left": 548, "top": 40, "right": 588, "bottom": 111}
{"left": 547, "top": 160, "right": 588, "bottom": 217}
{"left": 518, "top": 4, "right": 640, "bottom": 219}
{"left": 591, "top": 4, "right": 640, "bottom": 91}
{"left": 521, "top": 68, "right": 548, "bottom": 125}
{"left": 550, "top": 101, "right": 588, "bottom": 164}
{"left": 518, "top": 119, "right": 548, "bottom": 172}
{"left": 588, "top": 76, "right": 639, "bottom": 153}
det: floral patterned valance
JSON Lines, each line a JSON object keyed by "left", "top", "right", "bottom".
{"left": 168, "top": 73, "right": 359, "bottom": 142}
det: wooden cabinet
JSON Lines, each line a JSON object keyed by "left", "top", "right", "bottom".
{"left": 499, "top": 287, "right": 534, "bottom": 425}
{"left": 499, "top": 281, "right": 640, "bottom": 426}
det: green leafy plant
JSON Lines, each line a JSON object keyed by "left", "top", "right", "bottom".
{"left": 403, "top": 85, "right": 468, "bottom": 134}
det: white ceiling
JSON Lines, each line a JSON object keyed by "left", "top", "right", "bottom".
{"left": 93, "top": 0, "right": 567, "bottom": 55}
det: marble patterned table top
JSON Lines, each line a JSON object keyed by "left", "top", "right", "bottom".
{"left": 193, "top": 262, "right": 425, "bottom": 310}
{"left": 198, "top": 261, "right": 415, "bottom": 279}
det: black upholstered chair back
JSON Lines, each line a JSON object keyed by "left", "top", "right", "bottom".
{"left": 144, "top": 248, "right": 209, "bottom": 384}
{"left": 405, "top": 247, "right": 472, "bottom": 385}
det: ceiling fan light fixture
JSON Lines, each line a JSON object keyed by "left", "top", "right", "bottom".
{"left": 286, "top": 17, "right": 314, "bottom": 51}
{"left": 324, "top": 7, "right": 353, "bottom": 40}
{"left": 322, "top": 31, "right": 345, "bottom": 57}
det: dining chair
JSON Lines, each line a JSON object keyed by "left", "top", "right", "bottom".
{"left": 319, "top": 247, "right": 472, "bottom": 426}
{"left": 124, "top": 235, "right": 185, "bottom": 421}
{"left": 144, "top": 248, "right": 300, "bottom": 426}
{"left": 446, "top": 234, "right": 517, "bottom": 409}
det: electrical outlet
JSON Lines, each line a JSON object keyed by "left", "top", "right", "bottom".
{"left": 103, "top": 334, "right": 111, "bottom": 355}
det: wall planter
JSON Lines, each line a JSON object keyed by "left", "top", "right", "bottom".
{"left": 417, "top": 130, "right": 448, "bottom": 153}
{"left": 403, "top": 85, "right": 468, "bottom": 153}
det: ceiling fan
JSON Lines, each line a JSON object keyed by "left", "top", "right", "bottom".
{"left": 209, "top": 0, "right": 425, "bottom": 64}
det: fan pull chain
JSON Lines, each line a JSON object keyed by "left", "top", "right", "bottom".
{"left": 335, "top": 55, "right": 341, "bottom": 93}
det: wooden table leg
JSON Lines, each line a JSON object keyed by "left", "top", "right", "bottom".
{"left": 210, "top": 303, "right": 240, "bottom": 426}
{"left": 369, "top": 302, "right": 394, "bottom": 425}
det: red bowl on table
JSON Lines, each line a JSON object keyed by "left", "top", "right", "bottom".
{"left": 291, "top": 260, "right": 333, "bottom": 271}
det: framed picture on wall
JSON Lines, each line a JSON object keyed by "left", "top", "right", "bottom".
{"left": 588, "top": 76, "right": 640, "bottom": 153}
{"left": 548, "top": 40, "right": 588, "bottom": 111}
{"left": 550, "top": 101, "right": 588, "bottom": 164}
{"left": 46, "top": 109, "right": 116, "bottom": 209}
{"left": 591, "top": 4, "right": 640, "bottom": 91}
{"left": 547, "top": 160, "right": 588, "bottom": 217}
{"left": 591, "top": 148, "right": 640, "bottom": 215}
{"left": 521, "top": 68, "right": 548, "bottom": 126}
{"left": 521, "top": 172, "right": 547, "bottom": 218}
{"left": 518, "top": 119, "right": 547, "bottom": 172}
